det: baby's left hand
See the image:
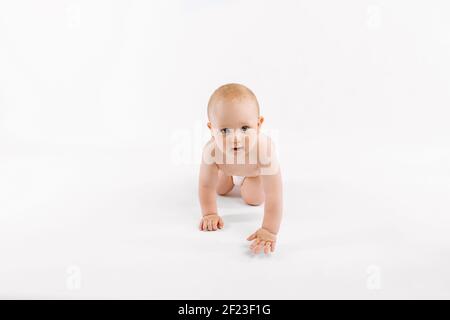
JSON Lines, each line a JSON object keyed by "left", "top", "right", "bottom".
{"left": 246, "top": 228, "right": 277, "bottom": 254}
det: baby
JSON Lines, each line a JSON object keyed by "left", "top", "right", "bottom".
{"left": 198, "top": 83, "right": 283, "bottom": 254}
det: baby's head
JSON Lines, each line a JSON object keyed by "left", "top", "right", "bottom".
{"left": 207, "top": 83, "right": 264, "bottom": 155}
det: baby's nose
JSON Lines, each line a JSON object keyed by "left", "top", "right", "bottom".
{"left": 233, "top": 130, "right": 244, "bottom": 144}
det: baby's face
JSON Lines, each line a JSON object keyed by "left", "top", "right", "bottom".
{"left": 208, "top": 98, "right": 262, "bottom": 156}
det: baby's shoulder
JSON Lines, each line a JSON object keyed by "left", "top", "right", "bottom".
{"left": 257, "top": 133, "right": 277, "bottom": 155}
{"left": 257, "top": 133, "right": 280, "bottom": 175}
{"left": 201, "top": 138, "right": 217, "bottom": 165}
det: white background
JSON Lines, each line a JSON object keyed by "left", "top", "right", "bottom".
{"left": 1, "top": 0, "right": 449, "bottom": 299}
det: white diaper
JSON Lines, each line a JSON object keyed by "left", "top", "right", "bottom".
{"left": 232, "top": 175, "right": 246, "bottom": 186}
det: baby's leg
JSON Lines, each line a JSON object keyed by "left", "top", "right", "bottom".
{"left": 216, "top": 170, "right": 234, "bottom": 195}
{"left": 240, "top": 176, "right": 265, "bottom": 206}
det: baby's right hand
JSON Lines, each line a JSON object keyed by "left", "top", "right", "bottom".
{"left": 199, "top": 213, "right": 224, "bottom": 231}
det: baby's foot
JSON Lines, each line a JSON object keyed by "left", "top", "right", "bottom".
{"left": 246, "top": 228, "right": 277, "bottom": 254}
{"left": 199, "top": 213, "right": 224, "bottom": 231}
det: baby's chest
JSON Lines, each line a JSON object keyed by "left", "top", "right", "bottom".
{"left": 217, "top": 164, "right": 260, "bottom": 177}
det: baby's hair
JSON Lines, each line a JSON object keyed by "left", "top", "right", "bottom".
{"left": 207, "top": 83, "right": 260, "bottom": 120}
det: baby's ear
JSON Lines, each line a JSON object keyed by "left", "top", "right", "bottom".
{"left": 258, "top": 116, "right": 264, "bottom": 127}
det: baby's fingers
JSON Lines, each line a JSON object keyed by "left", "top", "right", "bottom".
{"left": 254, "top": 241, "right": 265, "bottom": 254}
{"left": 202, "top": 219, "right": 207, "bottom": 231}
{"left": 247, "top": 232, "right": 257, "bottom": 241}
{"left": 264, "top": 242, "right": 272, "bottom": 254}
{"left": 250, "top": 239, "right": 260, "bottom": 250}
{"left": 218, "top": 217, "right": 224, "bottom": 229}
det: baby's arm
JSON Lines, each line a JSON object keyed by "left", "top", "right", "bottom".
{"left": 261, "top": 169, "right": 283, "bottom": 235}
{"left": 198, "top": 144, "right": 224, "bottom": 231}
{"left": 247, "top": 169, "right": 283, "bottom": 254}
{"left": 247, "top": 137, "right": 283, "bottom": 254}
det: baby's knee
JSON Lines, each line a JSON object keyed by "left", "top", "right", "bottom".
{"left": 243, "top": 195, "right": 264, "bottom": 206}
{"left": 216, "top": 184, "right": 233, "bottom": 196}
{"left": 217, "top": 189, "right": 229, "bottom": 196}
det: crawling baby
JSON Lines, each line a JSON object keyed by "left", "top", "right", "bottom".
{"left": 198, "top": 83, "right": 283, "bottom": 254}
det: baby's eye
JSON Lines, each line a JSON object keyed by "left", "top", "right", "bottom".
{"left": 220, "top": 128, "right": 231, "bottom": 135}
{"left": 241, "top": 126, "right": 250, "bottom": 132}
